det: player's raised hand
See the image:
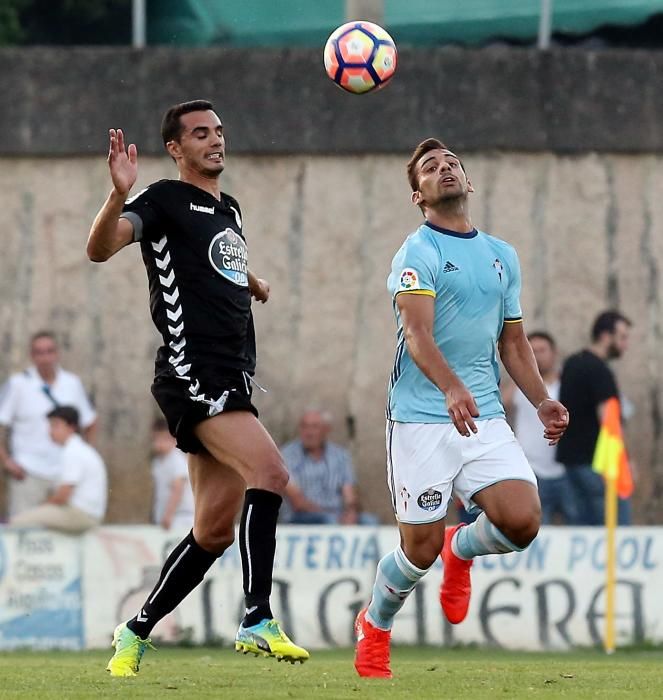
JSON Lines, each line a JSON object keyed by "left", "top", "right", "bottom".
{"left": 537, "top": 398, "right": 569, "bottom": 445}
{"left": 108, "top": 128, "right": 137, "bottom": 197}
{"left": 445, "top": 380, "right": 480, "bottom": 438}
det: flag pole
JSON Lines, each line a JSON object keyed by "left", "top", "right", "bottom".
{"left": 604, "top": 471, "right": 617, "bottom": 654}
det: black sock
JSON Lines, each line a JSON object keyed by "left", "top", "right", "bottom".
{"left": 239, "top": 488, "right": 282, "bottom": 627}
{"left": 127, "top": 530, "right": 218, "bottom": 639}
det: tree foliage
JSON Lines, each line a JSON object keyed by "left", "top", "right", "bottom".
{"left": 0, "top": 0, "right": 131, "bottom": 45}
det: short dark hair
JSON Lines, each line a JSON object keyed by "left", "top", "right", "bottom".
{"left": 152, "top": 417, "right": 169, "bottom": 432}
{"left": 47, "top": 405, "right": 80, "bottom": 429}
{"left": 161, "top": 100, "right": 215, "bottom": 146}
{"left": 407, "top": 138, "right": 448, "bottom": 191}
{"left": 30, "top": 330, "right": 57, "bottom": 346}
{"left": 591, "top": 310, "right": 632, "bottom": 341}
{"left": 527, "top": 330, "right": 556, "bottom": 350}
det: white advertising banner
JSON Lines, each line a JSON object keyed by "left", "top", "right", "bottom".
{"left": 0, "top": 529, "right": 83, "bottom": 649}
{"left": 0, "top": 525, "right": 659, "bottom": 650}
{"left": 81, "top": 525, "right": 663, "bottom": 651}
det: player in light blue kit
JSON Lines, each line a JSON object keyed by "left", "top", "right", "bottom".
{"left": 354, "top": 139, "right": 569, "bottom": 678}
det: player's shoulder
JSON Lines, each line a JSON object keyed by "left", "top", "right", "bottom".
{"left": 478, "top": 230, "right": 520, "bottom": 267}
{"left": 478, "top": 230, "right": 518, "bottom": 255}
{"left": 395, "top": 225, "right": 438, "bottom": 257}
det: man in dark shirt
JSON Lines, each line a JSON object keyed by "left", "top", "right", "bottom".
{"left": 557, "top": 310, "right": 632, "bottom": 525}
{"left": 87, "top": 100, "right": 308, "bottom": 675}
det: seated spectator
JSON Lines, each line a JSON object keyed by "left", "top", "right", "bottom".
{"left": 10, "top": 406, "right": 107, "bottom": 533}
{"left": 151, "top": 418, "right": 194, "bottom": 531}
{"left": 280, "top": 408, "right": 378, "bottom": 525}
{"left": 0, "top": 330, "right": 98, "bottom": 519}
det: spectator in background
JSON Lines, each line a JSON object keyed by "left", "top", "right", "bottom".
{"left": 557, "top": 311, "right": 632, "bottom": 525}
{"left": 0, "top": 331, "right": 98, "bottom": 518}
{"left": 151, "top": 418, "right": 194, "bottom": 531}
{"left": 503, "top": 331, "right": 576, "bottom": 524}
{"left": 10, "top": 406, "right": 107, "bottom": 532}
{"left": 280, "top": 408, "right": 378, "bottom": 525}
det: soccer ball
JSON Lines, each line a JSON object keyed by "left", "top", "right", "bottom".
{"left": 323, "top": 21, "right": 397, "bottom": 94}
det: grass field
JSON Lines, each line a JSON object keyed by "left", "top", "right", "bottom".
{"left": 0, "top": 646, "right": 662, "bottom": 699}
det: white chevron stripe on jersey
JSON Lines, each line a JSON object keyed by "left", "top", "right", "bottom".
{"left": 155, "top": 251, "right": 171, "bottom": 270}
{"left": 189, "top": 379, "right": 200, "bottom": 394}
{"left": 163, "top": 288, "right": 180, "bottom": 305}
{"left": 175, "top": 364, "right": 191, "bottom": 376}
{"left": 152, "top": 236, "right": 167, "bottom": 253}
{"left": 170, "top": 338, "right": 186, "bottom": 353}
{"left": 168, "top": 322, "right": 184, "bottom": 336}
{"left": 166, "top": 306, "right": 182, "bottom": 322}
{"left": 169, "top": 352, "right": 185, "bottom": 366}
{"left": 159, "top": 269, "right": 175, "bottom": 287}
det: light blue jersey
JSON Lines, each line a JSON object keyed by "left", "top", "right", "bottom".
{"left": 387, "top": 221, "right": 523, "bottom": 423}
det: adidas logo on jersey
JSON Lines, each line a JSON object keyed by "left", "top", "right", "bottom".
{"left": 443, "top": 261, "right": 459, "bottom": 273}
{"left": 190, "top": 202, "right": 214, "bottom": 214}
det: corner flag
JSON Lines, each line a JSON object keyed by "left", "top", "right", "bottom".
{"left": 592, "top": 397, "right": 633, "bottom": 498}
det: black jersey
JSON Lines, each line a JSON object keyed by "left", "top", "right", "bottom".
{"left": 122, "top": 179, "right": 256, "bottom": 379}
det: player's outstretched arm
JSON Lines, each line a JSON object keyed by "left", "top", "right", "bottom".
{"left": 498, "top": 322, "right": 569, "bottom": 444}
{"left": 87, "top": 129, "right": 137, "bottom": 262}
{"left": 397, "top": 293, "right": 479, "bottom": 437}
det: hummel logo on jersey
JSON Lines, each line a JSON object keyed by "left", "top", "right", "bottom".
{"left": 190, "top": 202, "right": 214, "bottom": 214}
{"left": 443, "top": 261, "right": 459, "bottom": 273}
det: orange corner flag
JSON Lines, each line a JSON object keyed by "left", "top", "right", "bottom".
{"left": 592, "top": 397, "right": 633, "bottom": 499}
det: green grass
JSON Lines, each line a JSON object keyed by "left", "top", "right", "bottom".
{"left": 0, "top": 647, "right": 662, "bottom": 699}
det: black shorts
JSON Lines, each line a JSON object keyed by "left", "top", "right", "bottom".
{"left": 152, "top": 367, "right": 258, "bottom": 454}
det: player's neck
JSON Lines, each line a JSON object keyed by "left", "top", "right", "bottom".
{"left": 540, "top": 369, "right": 558, "bottom": 384}
{"left": 425, "top": 201, "right": 473, "bottom": 234}
{"left": 178, "top": 167, "right": 222, "bottom": 201}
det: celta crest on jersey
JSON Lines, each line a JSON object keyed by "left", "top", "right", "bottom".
{"left": 208, "top": 228, "right": 248, "bottom": 286}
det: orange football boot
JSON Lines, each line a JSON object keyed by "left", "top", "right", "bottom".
{"left": 354, "top": 608, "right": 392, "bottom": 679}
{"left": 439, "top": 524, "right": 473, "bottom": 624}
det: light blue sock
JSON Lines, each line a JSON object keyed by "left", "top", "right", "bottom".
{"left": 452, "top": 512, "right": 525, "bottom": 560}
{"left": 366, "top": 547, "right": 429, "bottom": 631}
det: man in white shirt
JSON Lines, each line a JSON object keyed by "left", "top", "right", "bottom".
{"left": 502, "top": 331, "right": 576, "bottom": 525}
{"left": 151, "top": 418, "right": 194, "bottom": 531}
{"left": 0, "top": 331, "right": 98, "bottom": 518}
{"left": 10, "top": 406, "right": 107, "bottom": 533}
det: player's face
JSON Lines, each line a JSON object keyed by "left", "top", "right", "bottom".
{"left": 169, "top": 110, "right": 225, "bottom": 177}
{"left": 30, "top": 337, "right": 59, "bottom": 376}
{"left": 607, "top": 320, "right": 631, "bottom": 359}
{"left": 412, "top": 149, "right": 473, "bottom": 207}
{"left": 529, "top": 337, "right": 556, "bottom": 375}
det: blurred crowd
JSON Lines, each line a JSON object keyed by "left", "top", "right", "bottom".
{"left": 0, "top": 309, "right": 634, "bottom": 533}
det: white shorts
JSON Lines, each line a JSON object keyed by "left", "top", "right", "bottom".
{"left": 386, "top": 418, "right": 537, "bottom": 524}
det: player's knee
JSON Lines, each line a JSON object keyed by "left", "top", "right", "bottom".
{"left": 254, "top": 456, "right": 289, "bottom": 495}
{"left": 194, "top": 525, "right": 235, "bottom": 555}
{"left": 500, "top": 510, "right": 540, "bottom": 549}
{"left": 402, "top": 533, "right": 444, "bottom": 570}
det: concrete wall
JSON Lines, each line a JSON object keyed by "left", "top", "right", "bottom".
{"left": 1, "top": 152, "right": 662, "bottom": 522}
{"left": 2, "top": 47, "right": 663, "bottom": 155}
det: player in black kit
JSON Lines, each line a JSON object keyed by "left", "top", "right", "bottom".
{"left": 87, "top": 100, "right": 309, "bottom": 676}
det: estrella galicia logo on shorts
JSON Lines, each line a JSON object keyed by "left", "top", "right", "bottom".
{"left": 417, "top": 489, "right": 443, "bottom": 512}
{"left": 208, "top": 228, "right": 248, "bottom": 287}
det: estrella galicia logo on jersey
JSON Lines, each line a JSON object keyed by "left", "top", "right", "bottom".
{"left": 399, "top": 268, "right": 420, "bottom": 291}
{"left": 417, "top": 489, "right": 443, "bottom": 512}
{"left": 493, "top": 258, "right": 503, "bottom": 283}
{"left": 208, "top": 228, "right": 248, "bottom": 286}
